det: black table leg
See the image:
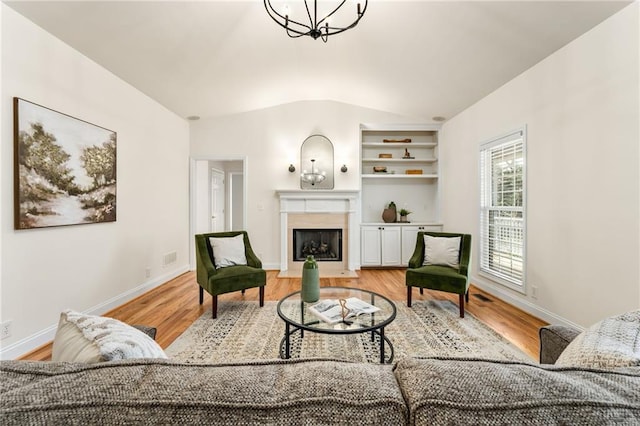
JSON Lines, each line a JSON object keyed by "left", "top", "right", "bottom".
{"left": 285, "top": 322, "right": 290, "bottom": 359}
{"left": 380, "top": 327, "right": 385, "bottom": 364}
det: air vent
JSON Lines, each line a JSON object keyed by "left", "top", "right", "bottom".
{"left": 163, "top": 251, "right": 177, "bottom": 266}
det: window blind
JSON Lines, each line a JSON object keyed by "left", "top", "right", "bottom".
{"left": 479, "top": 129, "right": 526, "bottom": 288}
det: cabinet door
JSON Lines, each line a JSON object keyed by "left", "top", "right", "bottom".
{"left": 361, "top": 226, "right": 382, "bottom": 266}
{"left": 380, "top": 226, "right": 402, "bottom": 266}
{"left": 401, "top": 226, "right": 421, "bottom": 265}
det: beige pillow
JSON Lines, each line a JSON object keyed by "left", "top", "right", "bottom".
{"left": 556, "top": 310, "right": 640, "bottom": 368}
{"left": 423, "top": 235, "right": 461, "bottom": 268}
{"left": 51, "top": 310, "right": 167, "bottom": 363}
{"left": 209, "top": 234, "right": 247, "bottom": 269}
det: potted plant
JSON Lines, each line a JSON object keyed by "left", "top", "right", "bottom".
{"left": 399, "top": 208, "right": 412, "bottom": 223}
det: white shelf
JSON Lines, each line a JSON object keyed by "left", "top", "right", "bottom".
{"left": 362, "top": 158, "right": 437, "bottom": 163}
{"left": 362, "top": 174, "right": 438, "bottom": 179}
{"left": 361, "top": 142, "right": 437, "bottom": 148}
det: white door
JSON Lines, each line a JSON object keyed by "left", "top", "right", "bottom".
{"left": 210, "top": 169, "right": 225, "bottom": 232}
{"left": 381, "top": 226, "right": 402, "bottom": 266}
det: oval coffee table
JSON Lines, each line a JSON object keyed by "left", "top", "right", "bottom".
{"left": 276, "top": 287, "right": 397, "bottom": 364}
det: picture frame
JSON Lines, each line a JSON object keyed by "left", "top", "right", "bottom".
{"left": 13, "top": 97, "right": 117, "bottom": 229}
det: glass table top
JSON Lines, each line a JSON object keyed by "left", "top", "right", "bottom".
{"left": 277, "top": 286, "right": 397, "bottom": 334}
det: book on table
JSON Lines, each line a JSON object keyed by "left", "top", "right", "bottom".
{"left": 308, "top": 297, "right": 381, "bottom": 324}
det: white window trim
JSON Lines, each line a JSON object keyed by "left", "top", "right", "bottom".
{"left": 479, "top": 126, "right": 527, "bottom": 294}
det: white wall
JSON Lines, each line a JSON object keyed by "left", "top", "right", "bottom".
{"left": 190, "top": 101, "right": 419, "bottom": 268}
{"left": 440, "top": 3, "right": 639, "bottom": 328}
{"left": 0, "top": 6, "right": 190, "bottom": 359}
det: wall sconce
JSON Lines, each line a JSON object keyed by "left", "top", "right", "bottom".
{"left": 340, "top": 164, "right": 348, "bottom": 173}
{"left": 288, "top": 164, "right": 296, "bottom": 173}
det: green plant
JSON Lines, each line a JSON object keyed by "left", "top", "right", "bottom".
{"left": 399, "top": 208, "right": 412, "bottom": 216}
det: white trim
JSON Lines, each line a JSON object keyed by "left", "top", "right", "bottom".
{"left": 472, "top": 273, "right": 584, "bottom": 331}
{"left": 0, "top": 265, "right": 189, "bottom": 360}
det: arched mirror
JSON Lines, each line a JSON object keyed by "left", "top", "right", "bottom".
{"left": 300, "top": 135, "right": 334, "bottom": 190}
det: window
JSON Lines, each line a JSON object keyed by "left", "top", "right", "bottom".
{"left": 479, "top": 128, "right": 526, "bottom": 291}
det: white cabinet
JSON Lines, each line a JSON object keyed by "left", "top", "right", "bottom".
{"left": 361, "top": 225, "right": 402, "bottom": 267}
{"left": 401, "top": 225, "right": 444, "bottom": 265}
{"left": 362, "top": 224, "right": 443, "bottom": 267}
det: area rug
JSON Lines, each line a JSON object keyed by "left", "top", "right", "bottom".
{"left": 165, "top": 300, "right": 532, "bottom": 364}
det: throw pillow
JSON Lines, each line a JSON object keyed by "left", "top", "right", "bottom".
{"left": 423, "top": 235, "right": 461, "bottom": 268}
{"left": 51, "top": 310, "right": 167, "bottom": 363}
{"left": 555, "top": 310, "right": 640, "bottom": 368}
{"left": 209, "top": 234, "right": 247, "bottom": 269}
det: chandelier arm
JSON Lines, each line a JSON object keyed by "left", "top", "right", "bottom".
{"left": 316, "top": 0, "right": 347, "bottom": 27}
{"left": 264, "top": 0, "right": 313, "bottom": 36}
{"left": 305, "top": 0, "right": 315, "bottom": 30}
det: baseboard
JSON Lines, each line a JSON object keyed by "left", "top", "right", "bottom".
{"left": 0, "top": 265, "right": 190, "bottom": 360}
{"left": 471, "top": 274, "right": 585, "bottom": 331}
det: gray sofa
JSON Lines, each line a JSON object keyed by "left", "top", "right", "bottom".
{"left": 1, "top": 325, "right": 639, "bottom": 425}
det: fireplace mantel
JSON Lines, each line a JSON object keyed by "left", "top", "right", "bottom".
{"left": 276, "top": 190, "right": 360, "bottom": 276}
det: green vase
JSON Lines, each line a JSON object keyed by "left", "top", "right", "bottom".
{"left": 301, "top": 255, "right": 320, "bottom": 303}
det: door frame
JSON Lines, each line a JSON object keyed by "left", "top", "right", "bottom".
{"left": 189, "top": 156, "right": 248, "bottom": 270}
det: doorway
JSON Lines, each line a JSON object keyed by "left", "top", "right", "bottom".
{"left": 190, "top": 157, "right": 247, "bottom": 270}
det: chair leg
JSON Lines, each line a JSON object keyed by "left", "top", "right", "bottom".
{"left": 465, "top": 290, "right": 469, "bottom": 303}
{"left": 459, "top": 293, "right": 465, "bottom": 318}
{"left": 259, "top": 286, "right": 264, "bottom": 307}
{"left": 212, "top": 295, "right": 218, "bottom": 319}
{"left": 407, "top": 286, "right": 412, "bottom": 307}
{"left": 241, "top": 289, "right": 246, "bottom": 295}
{"left": 199, "top": 286, "right": 203, "bottom": 305}
{"left": 419, "top": 288, "right": 424, "bottom": 295}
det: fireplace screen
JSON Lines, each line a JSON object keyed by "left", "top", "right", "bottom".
{"left": 293, "top": 228, "right": 342, "bottom": 262}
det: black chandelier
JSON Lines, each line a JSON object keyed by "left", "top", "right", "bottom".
{"left": 264, "top": 0, "right": 368, "bottom": 42}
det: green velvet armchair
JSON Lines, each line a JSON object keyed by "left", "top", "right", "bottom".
{"left": 195, "top": 231, "right": 266, "bottom": 319}
{"left": 406, "top": 231, "right": 472, "bottom": 318}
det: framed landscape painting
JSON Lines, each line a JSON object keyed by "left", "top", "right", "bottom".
{"left": 13, "top": 98, "right": 117, "bottom": 229}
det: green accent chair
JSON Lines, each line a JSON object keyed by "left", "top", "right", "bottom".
{"left": 406, "top": 231, "right": 472, "bottom": 318}
{"left": 195, "top": 231, "right": 266, "bottom": 319}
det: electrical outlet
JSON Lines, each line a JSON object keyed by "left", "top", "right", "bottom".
{"left": 531, "top": 286, "right": 538, "bottom": 300}
{"left": 145, "top": 267, "right": 151, "bottom": 278}
{"left": 1, "top": 320, "right": 12, "bottom": 340}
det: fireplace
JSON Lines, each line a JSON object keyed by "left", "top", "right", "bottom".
{"left": 277, "top": 190, "right": 359, "bottom": 277}
{"left": 293, "top": 228, "right": 342, "bottom": 262}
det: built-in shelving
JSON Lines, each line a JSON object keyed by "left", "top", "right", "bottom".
{"left": 359, "top": 123, "right": 443, "bottom": 267}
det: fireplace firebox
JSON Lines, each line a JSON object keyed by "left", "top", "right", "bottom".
{"left": 292, "top": 228, "right": 342, "bottom": 262}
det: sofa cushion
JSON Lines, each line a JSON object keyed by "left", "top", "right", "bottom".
{"left": 51, "top": 310, "right": 167, "bottom": 363}
{"left": 394, "top": 357, "right": 640, "bottom": 425}
{"left": 0, "top": 358, "right": 408, "bottom": 425}
{"left": 556, "top": 310, "right": 640, "bottom": 368}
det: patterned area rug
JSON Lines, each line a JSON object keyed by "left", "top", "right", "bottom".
{"left": 165, "top": 300, "right": 532, "bottom": 363}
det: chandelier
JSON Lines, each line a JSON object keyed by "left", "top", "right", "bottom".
{"left": 264, "top": 0, "right": 368, "bottom": 42}
{"left": 301, "top": 159, "right": 326, "bottom": 185}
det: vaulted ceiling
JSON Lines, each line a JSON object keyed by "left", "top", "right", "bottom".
{"left": 5, "top": 1, "right": 631, "bottom": 121}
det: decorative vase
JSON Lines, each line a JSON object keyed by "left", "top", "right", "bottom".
{"left": 301, "top": 255, "right": 320, "bottom": 303}
{"left": 382, "top": 208, "right": 396, "bottom": 223}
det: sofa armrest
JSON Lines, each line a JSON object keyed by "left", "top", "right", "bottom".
{"left": 539, "top": 324, "right": 581, "bottom": 364}
{"left": 132, "top": 325, "right": 157, "bottom": 340}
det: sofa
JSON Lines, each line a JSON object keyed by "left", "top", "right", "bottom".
{"left": 1, "top": 321, "right": 639, "bottom": 426}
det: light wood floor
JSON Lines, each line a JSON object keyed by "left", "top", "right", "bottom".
{"left": 20, "top": 269, "right": 547, "bottom": 361}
